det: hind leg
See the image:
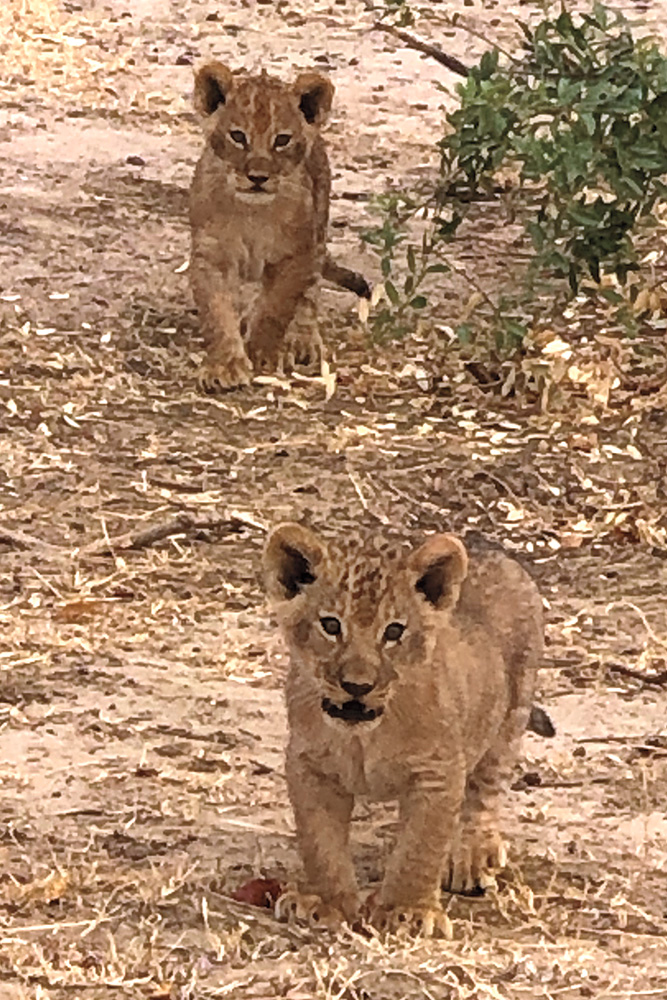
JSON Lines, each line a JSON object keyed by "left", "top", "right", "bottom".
{"left": 444, "top": 710, "right": 528, "bottom": 893}
{"left": 246, "top": 256, "right": 319, "bottom": 374}
{"left": 279, "top": 292, "right": 323, "bottom": 374}
{"left": 445, "top": 751, "right": 507, "bottom": 894}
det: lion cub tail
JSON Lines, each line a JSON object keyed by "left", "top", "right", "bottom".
{"left": 322, "top": 254, "right": 371, "bottom": 299}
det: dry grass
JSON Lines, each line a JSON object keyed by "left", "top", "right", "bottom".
{"left": 0, "top": 0, "right": 186, "bottom": 116}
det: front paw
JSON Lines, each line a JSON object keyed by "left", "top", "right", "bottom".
{"left": 444, "top": 831, "right": 507, "bottom": 895}
{"left": 369, "top": 901, "right": 452, "bottom": 939}
{"left": 275, "top": 886, "right": 357, "bottom": 931}
{"left": 198, "top": 351, "right": 252, "bottom": 392}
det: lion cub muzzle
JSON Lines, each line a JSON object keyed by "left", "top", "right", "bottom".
{"left": 322, "top": 678, "right": 382, "bottom": 725}
{"left": 240, "top": 156, "right": 274, "bottom": 196}
{"left": 322, "top": 697, "right": 382, "bottom": 724}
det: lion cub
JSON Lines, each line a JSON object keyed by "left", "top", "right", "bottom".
{"left": 263, "top": 525, "right": 544, "bottom": 936}
{"left": 189, "top": 63, "right": 368, "bottom": 391}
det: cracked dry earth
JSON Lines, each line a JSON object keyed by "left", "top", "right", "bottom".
{"left": 1, "top": 0, "right": 667, "bottom": 997}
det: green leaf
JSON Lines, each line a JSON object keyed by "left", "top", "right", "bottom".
{"left": 385, "top": 280, "right": 400, "bottom": 305}
{"left": 478, "top": 48, "right": 500, "bottom": 81}
{"left": 410, "top": 295, "right": 428, "bottom": 309}
{"left": 588, "top": 256, "right": 601, "bottom": 283}
{"left": 526, "top": 221, "right": 545, "bottom": 250}
{"left": 598, "top": 287, "right": 623, "bottom": 304}
{"left": 568, "top": 264, "right": 579, "bottom": 294}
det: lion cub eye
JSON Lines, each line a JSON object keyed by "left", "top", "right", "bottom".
{"left": 383, "top": 622, "right": 405, "bottom": 643}
{"left": 273, "top": 133, "right": 292, "bottom": 149}
{"left": 229, "top": 129, "right": 248, "bottom": 148}
{"left": 319, "top": 616, "right": 342, "bottom": 637}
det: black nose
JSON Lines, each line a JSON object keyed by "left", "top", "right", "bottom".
{"left": 247, "top": 173, "right": 269, "bottom": 187}
{"left": 341, "top": 681, "right": 374, "bottom": 697}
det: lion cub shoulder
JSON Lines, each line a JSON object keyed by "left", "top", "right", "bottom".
{"left": 263, "top": 524, "right": 543, "bottom": 936}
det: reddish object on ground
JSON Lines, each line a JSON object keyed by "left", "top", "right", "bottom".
{"left": 230, "top": 878, "right": 284, "bottom": 909}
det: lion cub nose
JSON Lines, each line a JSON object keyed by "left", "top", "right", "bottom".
{"left": 340, "top": 680, "right": 374, "bottom": 698}
{"left": 247, "top": 172, "right": 269, "bottom": 187}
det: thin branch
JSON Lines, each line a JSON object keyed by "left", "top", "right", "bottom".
{"left": 370, "top": 20, "right": 469, "bottom": 77}
{"left": 0, "top": 524, "right": 65, "bottom": 555}
{"left": 429, "top": 10, "right": 523, "bottom": 66}
{"left": 605, "top": 600, "right": 667, "bottom": 650}
{"left": 1, "top": 916, "right": 114, "bottom": 938}
{"left": 81, "top": 511, "right": 264, "bottom": 558}
{"left": 607, "top": 663, "right": 667, "bottom": 687}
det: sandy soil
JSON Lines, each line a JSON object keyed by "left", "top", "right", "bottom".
{"left": 1, "top": 1, "right": 666, "bottom": 997}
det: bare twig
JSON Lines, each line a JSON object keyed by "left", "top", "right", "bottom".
{"left": 607, "top": 663, "right": 667, "bottom": 687}
{"left": 371, "top": 20, "right": 469, "bottom": 77}
{"left": 429, "top": 10, "right": 523, "bottom": 66}
{"left": 605, "top": 600, "right": 667, "bottom": 650}
{"left": 0, "top": 524, "right": 65, "bottom": 555}
{"left": 81, "top": 511, "right": 265, "bottom": 558}
{"left": 1, "top": 916, "right": 114, "bottom": 938}
{"left": 347, "top": 468, "right": 370, "bottom": 512}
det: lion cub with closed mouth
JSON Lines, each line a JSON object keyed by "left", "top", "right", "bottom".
{"left": 189, "top": 63, "right": 369, "bottom": 392}
{"left": 264, "top": 524, "right": 544, "bottom": 937}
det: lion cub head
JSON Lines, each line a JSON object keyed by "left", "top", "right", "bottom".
{"left": 194, "top": 62, "right": 334, "bottom": 200}
{"left": 264, "top": 524, "right": 468, "bottom": 727}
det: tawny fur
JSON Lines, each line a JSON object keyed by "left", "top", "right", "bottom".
{"left": 189, "top": 63, "right": 368, "bottom": 391}
{"left": 263, "top": 525, "right": 544, "bottom": 936}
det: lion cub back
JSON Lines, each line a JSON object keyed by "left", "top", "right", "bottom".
{"left": 454, "top": 542, "right": 543, "bottom": 720}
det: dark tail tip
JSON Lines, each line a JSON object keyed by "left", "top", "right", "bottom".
{"left": 343, "top": 272, "right": 372, "bottom": 299}
{"left": 527, "top": 704, "right": 556, "bottom": 738}
{"left": 323, "top": 258, "right": 372, "bottom": 299}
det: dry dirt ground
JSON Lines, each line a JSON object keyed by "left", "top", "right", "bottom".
{"left": 1, "top": 0, "right": 667, "bottom": 997}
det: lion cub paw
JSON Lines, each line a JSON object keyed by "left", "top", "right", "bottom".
{"left": 444, "top": 833, "right": 507, "bottom": 895}
{"left": 369, "top": 902, "right": 453, "bottom": 939}
{"left": 245, "top": 333, "right": 281, "bottom": 375}
{"left": 198, "top": 352, "right": 252, "bottom": 392}
{"left": 280, "top": 325, "right": 323, "bottom": 373}
{"left": 274, "top": 888, "right": 350, "bottom": 931}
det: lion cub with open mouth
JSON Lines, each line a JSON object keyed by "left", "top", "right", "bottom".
{"left": 189, "top": 63, "right": 368, "bottom": 392}
{"left": 264, "top": 524, "right": 544, "bottom": 937}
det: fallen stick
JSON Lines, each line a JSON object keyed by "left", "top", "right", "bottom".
{"left": 607, "top": 662, "right": 667, "bottom": 687}
{"left": 81, "top": 510, "right": 265, "bottom": 558}
{"left": 0, "top": 524, "right": 66, "bottom": 556}
{"left": 373, "top": 21, "right": 470, "bottom": 76}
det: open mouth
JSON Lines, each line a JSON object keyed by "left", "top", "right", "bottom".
{"left": 322, "top": 698, "right": 383, "bottom": 724}
{"left": 237, "top": 185, "right": 274, "bottom": 198}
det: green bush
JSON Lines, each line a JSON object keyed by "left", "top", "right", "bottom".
{"left": 364, "top": 2, "right": 667, "bottom": 346}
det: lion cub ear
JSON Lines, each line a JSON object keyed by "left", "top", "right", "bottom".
{"left": 408, "top": 534, "right": 468, "bottom": 610}
{"left": 293, "top": 72, "right": 334, "bottom": 125}
{"left": 194, "top": 61, "right": 234, "bottom": 115}
{"left": 264, "top": 523, "right": 327, "bottom": 602}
